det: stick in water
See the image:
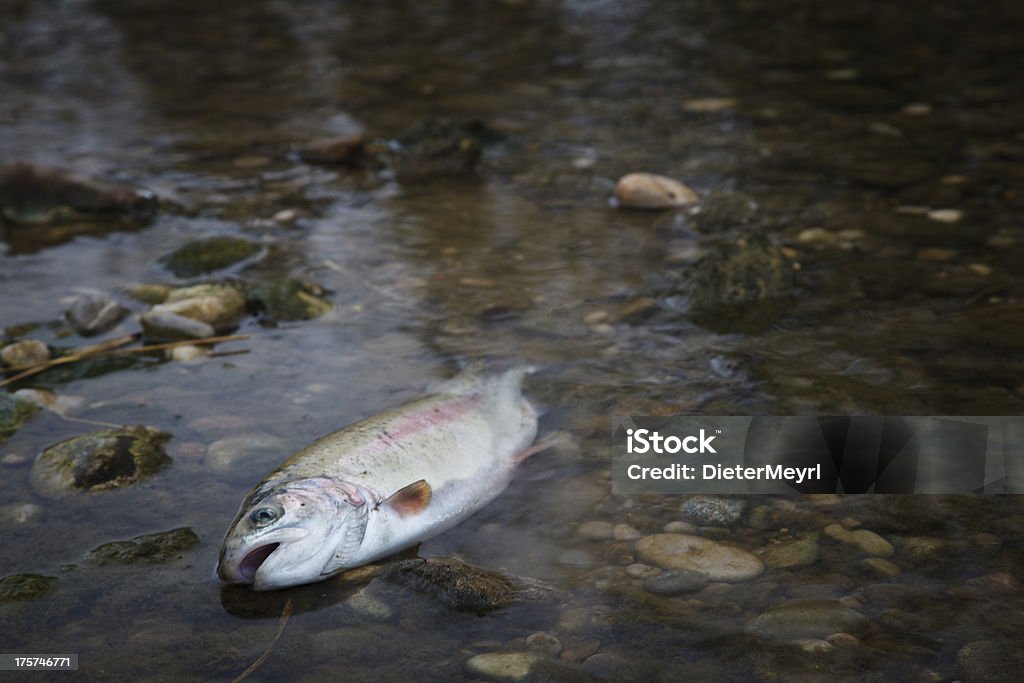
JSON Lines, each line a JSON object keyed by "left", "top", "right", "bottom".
{"left": 231, "top": 599, "right": 293, "bottom": 683}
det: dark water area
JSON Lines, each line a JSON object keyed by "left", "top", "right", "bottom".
{"left": 2, "top": 0, "right": 1023, "bottom": 680}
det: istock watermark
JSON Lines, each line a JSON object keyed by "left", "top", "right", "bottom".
{"left": 612, "top": 416, "right": 1024, "bottom": 495}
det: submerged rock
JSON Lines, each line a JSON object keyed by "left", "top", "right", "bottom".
{"left": 0, "top": 393, "right": 39, "bottom": 438}
{"left": 299, "top": 129, "right": 367, "bottom": 166}
{"left": 1, "top": 339, "right": 51, "bottom": 368}
{"left": 379, "top": 557, "right": 558, "bottom": 613}
{"left": 0, "top": 573, "right": 57, "bottom": 602}
{"left": 746, "top": 599, "right": 869, "bottom": 640}
{"left": 391, "top": 117, "right": 487, "bottom": 181}
{"left": 66, "top": 294, "right": 128, "bottom": 336}
{"left": 636, "top": 534, "right": 763, "bottom": 581}
{"left": 824, "top": 524, "right": 895, "bottom": 557}
{"left": 31, "top": 425, "right": 171, "bottom": 497}
{"left": 643, "top": 568, "right": 709, "bottom": 595}
{"left": 614, "top": 173, "right": 698, "bottom": 210}
{"left": 160, "top": 237, "right": 262, "bottom": 278}
{"left": 759, "top": 538, "right": 820, "bottom": 569}
{"left": 0, "top": 161, "right": 157, "bottom": 226}
{"left": 247, "top": 279, "right": 333, "bottom": 321}
{"left": 686, "top": 231, "right": 792, "bottom": 310}
{"left": 466, "top": 652, "right": 541, "bottom": 681}
{"left": 958, "top": 640, "right": 1024, "bottom": 683}
{"left": 86, "top": 527, "right": 199, "bottom": 565}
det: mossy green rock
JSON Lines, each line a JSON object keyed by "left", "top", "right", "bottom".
{"left": 687, "top": 231, "right": 791, "bottom": 310}
{"left": 391, "top": 117, "right": 487, "bottom": 181}
{"left": 248, "top": 279, "right": 333, "bottom": 321}
{"left": 684, "top": 231, "right": 793, "bottom": 332}
{"left": 160, "top": 237, "right": 261, "bottom": 277}
{"left": 0, "top": 393, "right": 39, "bottom": 437}
{"left": 0, "top": 573, "right": 57, "bottom": 601}
{"left": 86, "top": 527, "right": 199, "bottom": 565}
{"left": 31, "top": 425, "right": 171, "bottom": 498}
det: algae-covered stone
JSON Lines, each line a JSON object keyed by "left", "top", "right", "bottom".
{"left": 247, "top": 279, "right": 333, "bottom": 321}
{"left": 686, "top": 231, "right": 792, "bottom": 313}
{"left": 391, "top": 117, "right": 487, "bottom": 181}
{"left": 746, "top": 599, "right": 869, "bottom": 640}
{"left": 379, "top": 557, "right": 557, "bottom": 613}
{"left": 466, "top": 652, "right": 541, "bottom": 681}
{"left": 0, "top": 573, "right": 57, "bottom": 602}
{"left": 86, "top": 527, "right": 199, "bottom": 565}
{"left": 160, "top": 237, "right": 262, "bottom": 277}
{"left": 31, "top": 425, "right": 171, "bottom": 497}
{"left": 824, "top": 524, "right": 895, "bottom": 557}
{"left": 759, "top": 538, "right": 820, "bottom": 569}
{"left": 0, "top": 393, "right": 39, "bottom": 437}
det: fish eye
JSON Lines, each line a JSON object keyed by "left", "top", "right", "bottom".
{"left": 250, "top": 506, "right": 281, "bottom": 527}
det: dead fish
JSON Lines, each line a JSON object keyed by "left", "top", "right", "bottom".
{"left": 217, "top": 368, "right": 539, "bottom": 590}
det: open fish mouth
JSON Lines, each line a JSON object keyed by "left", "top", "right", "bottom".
{"left": 239, "top": 543, "right": 280, "bottom": 582}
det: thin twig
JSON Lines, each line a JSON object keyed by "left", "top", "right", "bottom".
{"left": 323, "top": 257, "right": 404, "bottom": 301}
{"left": 232, "top": 598, "right": 293, "bottom": 683}
{"left": 0, "top": 334, "right": 249, "bottom": 388}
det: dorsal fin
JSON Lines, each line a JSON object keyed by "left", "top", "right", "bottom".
{"left": 384, "top": 479, "right": 432, "bottom": 518}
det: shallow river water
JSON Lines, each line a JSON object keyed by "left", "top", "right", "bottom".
{"left": 2, "top": 1, "right": 1023, "bottom": 681}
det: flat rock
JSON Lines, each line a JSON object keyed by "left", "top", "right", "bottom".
{"left": 746, "top": 599, "right": 869, "bottom": 640}
{"left": 0, "top": 574, "right": 58, "bottom": 602}
{"left": 643, "top": 568, "right": 709, "bottom": 595}
{"left": 86, "top": 527, "right": 199, "bottom": 565}
{"left": 466, "top": 653, "right": 541, "bottom": 681}
{"left": 31, "top": 425, "right": 171, "bottom": 497}
{"left": 635, "top": 534, "right": 764, "bottom": 582}
{"left": 160, "top": 237, "right": 262, "bottom": 278}
{"left": 379, "top": 557, "right": 558, "bottom": 614}
{"left": 824, "top": 524, "right": 895, "bottom": 557}
{"left": 759, "top": 538, "right": 820, "bottom": 569}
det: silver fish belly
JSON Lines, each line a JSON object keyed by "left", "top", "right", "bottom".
{"left": 217, "top": 368, "right": 538, "bottom": 590}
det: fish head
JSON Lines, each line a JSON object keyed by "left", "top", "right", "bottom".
{"left": 217, "top": 477, "right": 369, "bottom": 590}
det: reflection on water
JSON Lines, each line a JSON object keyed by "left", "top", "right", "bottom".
{"left": 2, "top": 0, "right": 1023, "bottom": 680}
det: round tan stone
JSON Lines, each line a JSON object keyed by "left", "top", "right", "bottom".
{"left": 635, "top": 533, "right": 764, "bottom": 582}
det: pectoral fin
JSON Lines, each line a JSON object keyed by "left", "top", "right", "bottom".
{"left": 384, "top": 479, "right": 432, "bottom": 518}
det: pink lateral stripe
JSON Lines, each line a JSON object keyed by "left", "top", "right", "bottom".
{"left": 354, "top": 393, "right": 480, "bottom": 457}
